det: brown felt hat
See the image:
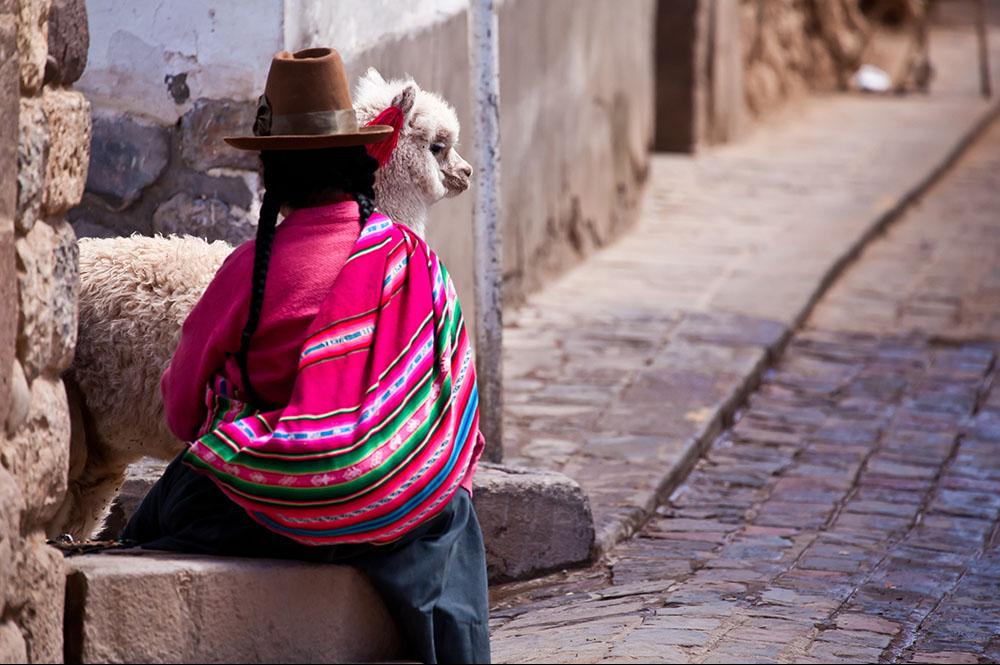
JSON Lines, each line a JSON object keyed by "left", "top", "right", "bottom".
{"left": 225, "top": 47, "right": 393, "bottom": 151}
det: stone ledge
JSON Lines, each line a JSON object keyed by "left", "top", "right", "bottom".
{"left": 64, "top": 551, "right": 403, "bottom": 664}
{"left": 66, "top": 464, "right": 593, "bottom": 663}
{"left": 101, "top": 460, "right": 595, "bottom": 583}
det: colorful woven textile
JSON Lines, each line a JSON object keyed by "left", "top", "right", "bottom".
{"left": 183, "top": 213, "right": 481, "bottom": 545}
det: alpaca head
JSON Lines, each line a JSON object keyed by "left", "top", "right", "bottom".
{"left": 354, "top": 68, "right": 472, "bottom": 235}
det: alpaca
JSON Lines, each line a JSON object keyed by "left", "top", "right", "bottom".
{"left": 354, "top": 69, "right": 473, "bottom": 237}
{"left": 53, "top": 70, "right": 472, "bottom": 538}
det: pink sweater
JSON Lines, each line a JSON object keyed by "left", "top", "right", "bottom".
{"left": 163, "top": 200, "right": 482, "bottom": 493}
{"left": 162, "top": 200, "right": 364, "bottom": 429}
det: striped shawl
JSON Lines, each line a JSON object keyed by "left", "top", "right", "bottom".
{"left": 183, "top": 213, "right": 482, "bottom": 545}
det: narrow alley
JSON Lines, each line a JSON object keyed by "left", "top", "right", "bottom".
{"left": 490, "top": 93, "right": 1000, "bottom": 665}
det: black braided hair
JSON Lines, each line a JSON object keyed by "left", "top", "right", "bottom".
{"left": 237, "top": 146, "right": 378, "bottom": 405}
{"left": 354, "top": 190, "right": 375, "bottom": 228}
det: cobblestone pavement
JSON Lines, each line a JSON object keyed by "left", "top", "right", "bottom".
{"left": 489, "top": 46, "right": 1000, "bottom": 665}
{"left": 501, "top": 26, "right": 1000, "bottom": 553}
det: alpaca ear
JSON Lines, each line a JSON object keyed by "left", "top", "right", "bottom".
{"left": 391, "top": 85, "right": 417, "bottom": 118}
{"left": 361, "top": 67, "right": 386, "bottom": 86}
{"left": 365, "top": 106, "right": 404, "bottom": 167}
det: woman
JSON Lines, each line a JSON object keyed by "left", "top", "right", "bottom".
{"left": 123, "top": 48, "right": 489, "bottom": 664}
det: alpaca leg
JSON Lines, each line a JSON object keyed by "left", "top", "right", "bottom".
{"left": 49, "top": 378, "right": 130, "bottom": 539}
{"left": 50, "top": 462, "right": 129, "bottom": 540}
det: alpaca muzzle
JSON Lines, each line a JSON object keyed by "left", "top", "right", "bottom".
{"left": 444, "top": 159, "right": 473, "bottom": 197}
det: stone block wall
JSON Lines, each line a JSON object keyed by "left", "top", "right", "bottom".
{"left": 740, "top": 0, "right": 937, "bottom": 117}
{"left": 71, "top": 99, "right": 260, "bottom": 245}
{"left": 655, "top": 0, "right": 931, "bottom": 151}
{"left": 654, "top": 0, "right": 869, "bottom": 151}
{"left": 1, "top": 0, "right": 91, "bottom": 661}
{"left": 740, "top": 0, "right": 869, "bottom": 117}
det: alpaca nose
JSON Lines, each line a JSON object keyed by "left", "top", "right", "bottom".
{"left": 461, "top": 163, "right": 473, "bottom": 178}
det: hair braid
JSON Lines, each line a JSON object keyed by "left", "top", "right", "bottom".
{"left": 236, "top": 187, "right": 280, "bottom": 405}
{"left": 354, "top": 192, "right": 375, "bottom": 227}
{"left": 350, "top": 155, "right": 377, "bottom": 227}
{"left": 346, "top": 152, "right": 378, "bottom": 226}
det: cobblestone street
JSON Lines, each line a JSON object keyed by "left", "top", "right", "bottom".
{"left": 489, "top": 77, "right": 1000, "bottom": 665}
{"left": 501, "top": 26, "right": 1000, "bottom": 556}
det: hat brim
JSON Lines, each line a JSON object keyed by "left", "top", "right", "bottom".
{"left": 224, "top": 124, "right": 394, "bottom": 151}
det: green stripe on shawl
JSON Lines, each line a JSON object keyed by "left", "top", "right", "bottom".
{"left": 186, "top": 384, "right": 453, "bottom": 503}
{"left": 196, "top": 368, "right": 451, "bottom": 473}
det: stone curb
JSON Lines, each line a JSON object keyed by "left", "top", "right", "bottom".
{"left": 68, "top": 463, "right": 592, "bottom": 663}
{"left": 592, "top": 347, "right": 772, "bottom": 555}
{"left": 593, "top": 96, "right": 1000, "bottom": 558}
{"left": 476, "top": 462, "right": 595, "bottom": 582}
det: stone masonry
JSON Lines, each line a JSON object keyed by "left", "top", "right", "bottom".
{"left": 741, "top": 0, "right": 869, "bottom": 117}
{"left": 70, "top": 98, "right": 260, "bottom": 244}
{"left": 1, "top": 0, "right": 91, "bottom": 662}
{"left": 655, "top": 0, "right": 930, "bottom": 152}
{"left": 741, "top": 0, "right": 931, "bottom": 118}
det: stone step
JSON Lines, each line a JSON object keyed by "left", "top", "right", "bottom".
{"left": 64, "top": 551, "right": 403, "bottom": 664}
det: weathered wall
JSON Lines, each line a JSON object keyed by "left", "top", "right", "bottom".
{"left": 69, "top": 0, "right": 656, "bottom": 311}
{"left": 78, "top": 0, "right": 280, "bottom": 123}
{"left": 493, "top": 0, "right": 654, "bottom": 302}
{"left": 1, "top": 0, "right": 91, "bottom": 661}
{"left": 345, "top": 0, "right": 656, "bottom": 305}
{"left": 283, "top": 0, "right": 468, "bottom": 56}
{"left": 709, "top": 0, "right": 745, "bottom": 142}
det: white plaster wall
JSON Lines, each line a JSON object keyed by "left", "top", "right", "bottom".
{"left": 77, "top": 0, "right": 282, "bottom": 122}
{"left": 77, "top": 0, "right": 470, "bottom": 122}
{"left": 284, "top": 0, "right": 467, "bottom": 53}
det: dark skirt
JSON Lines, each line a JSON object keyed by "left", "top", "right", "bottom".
{"left": 123, "top": 453, "right": 491, "bottom": 664}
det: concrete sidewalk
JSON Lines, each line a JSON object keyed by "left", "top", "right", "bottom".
{"left": 502, "top": 26, "right": 1000, "bottom": 556}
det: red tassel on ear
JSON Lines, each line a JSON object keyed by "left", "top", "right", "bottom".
{"left": 365, "top": 106, "right": 404, "bottom": 167}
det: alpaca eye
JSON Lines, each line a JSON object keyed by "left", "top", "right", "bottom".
{"left": 430, "top": 142, "right": 446, "bottom": 155}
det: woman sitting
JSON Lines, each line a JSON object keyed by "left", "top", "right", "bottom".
{"left": 123, "top": 47, "right": 489, "bottom": 664}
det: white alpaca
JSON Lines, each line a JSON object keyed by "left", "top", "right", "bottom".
{"left": 54, "top": 70, "right": 472, "bottom": 538}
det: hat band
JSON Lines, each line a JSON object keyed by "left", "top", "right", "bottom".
{"left": 267, "top": 108, "right": 360, "bottom": 136}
